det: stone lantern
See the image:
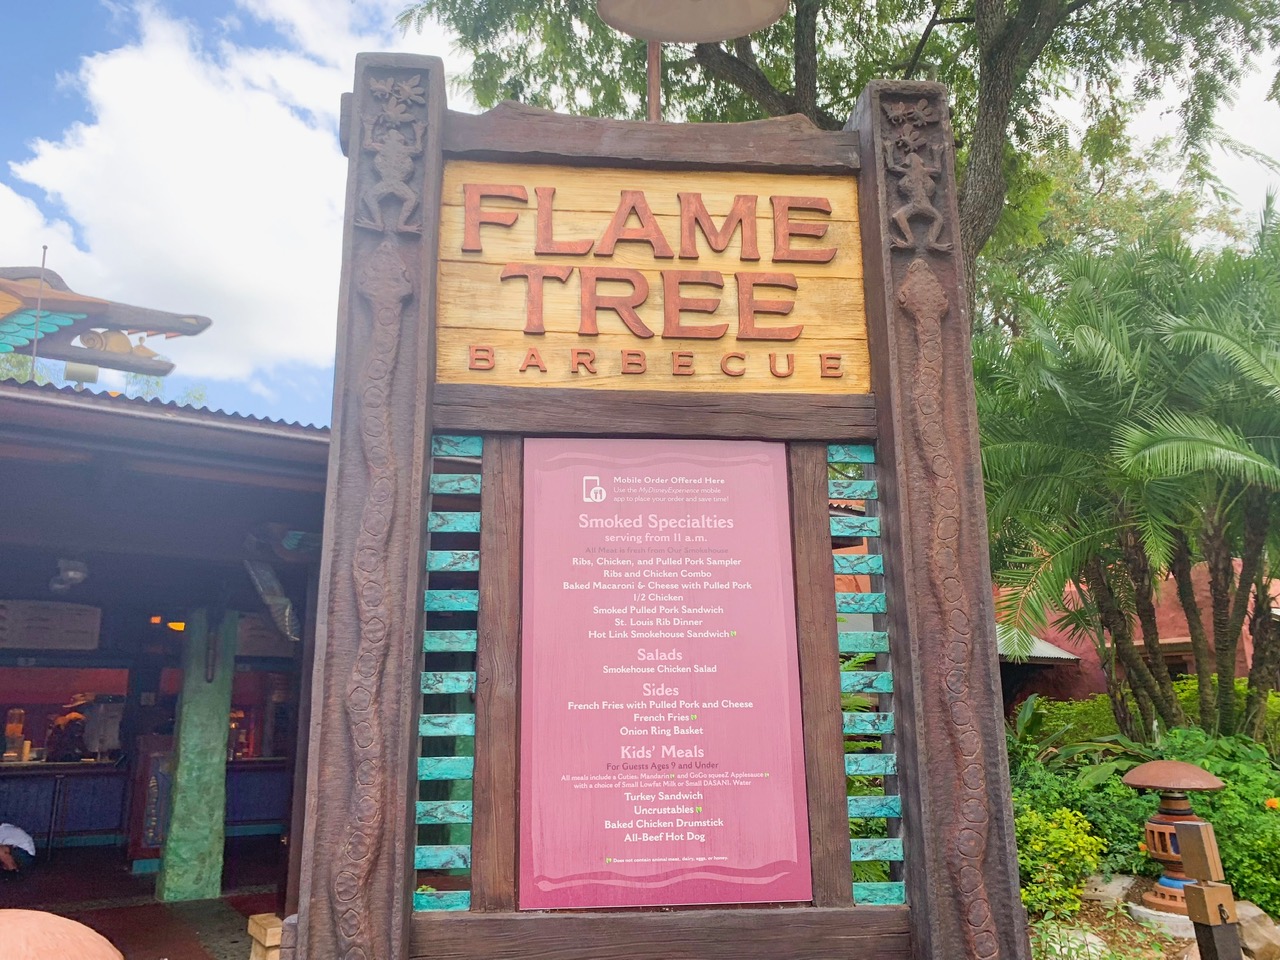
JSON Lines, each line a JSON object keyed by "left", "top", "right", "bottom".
{"left": 1122, "top": 760, "right": 1226, "bottom": 915}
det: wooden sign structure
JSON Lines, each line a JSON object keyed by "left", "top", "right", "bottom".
{"left": 292, "top": 52, "right": 1029, "bottom": 960}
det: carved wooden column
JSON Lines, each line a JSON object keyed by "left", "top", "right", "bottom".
{"left": 296, "top": 53, "right": 446, "bottom": 960}
{"left": 853, "top": 81, "right": 1030, "bottom": 960}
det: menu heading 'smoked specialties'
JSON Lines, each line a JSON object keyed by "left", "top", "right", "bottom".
{"left": 435, "top": 162, "right": 869, "bottom": 392}
{"left": 519, "top": 438, "right": 811, "bottom": 910}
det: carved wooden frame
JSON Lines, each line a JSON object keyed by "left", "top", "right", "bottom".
{"left": 293, "top": 53, "right": 1028, "bottom": 960}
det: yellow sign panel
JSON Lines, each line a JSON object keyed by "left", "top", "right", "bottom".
{"left": 435, "top": 161, "right": 868, "bottom": 392}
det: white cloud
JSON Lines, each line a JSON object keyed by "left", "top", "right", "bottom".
{"left": 3, "top": 0, "right": 471, "bottom": 384}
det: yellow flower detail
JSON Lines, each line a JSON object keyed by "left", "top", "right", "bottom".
{"left": 1266, "top": 797, "right": 1279, "bottom": 810}
{"left": 1138, "top": 842, "right": 1148, "bottom": 853}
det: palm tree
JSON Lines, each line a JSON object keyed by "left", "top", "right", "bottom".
{"left": 982, "top": 220, "right": 1280, "bottom": 737}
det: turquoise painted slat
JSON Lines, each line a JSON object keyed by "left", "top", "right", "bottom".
{"left": 849, "top": 838, "right": 904, "bottom": 861}
{"left": 853, "top": 882, "right": 906, "bottom": 905}
{"left": 428, "top": 512, "right": 480, "bottom": 533}
{"left": 415, "top": 844, "right": 472, "bottom": 870}
{"left": 846, "top": 753, "right": 897, "bottom": 776}
{"left": 828, "top": 444, "right": 875, "bottom": 464}
{"left": 413, "top": 890, "right": 471, "bottom": 912}
{"left": 419, "top": 713, "right": 476, "bottom": 736}
{"left": 416, "top": 800, "right": 473, "bottom": 824}
{"left": 418, "top": 756, "right": 474, "bottom": 781}
{"left": 429, "top": 474, "right": 482, "bottom": 495}
{"left": 421, "top": 672, "right": 477, "bottom": 695}
{"left": 841, "top": 671, "right": 894, "bottom": 694}
{"left": 423, "top": 630, "right": 477, "bottom": 652}
{"left": 833, "top": 554, "right": 884, "bottom": 576}
{"left": 839, "top": 631, "right": 889, "bottom": 654}
{"left": 836, "top": 592, "right": 887, "bottom": 615}
{"left": 847, "top": 795, "right": 902, "bottom": 818}
{"left": 831, "top": 516, "right": 881, "bottom": 538}
{"left": 828, "top": 480, "right": 878, "bottom": 500}
{"left": 843, "top": 712, "right": 895, "bottom": 735}
{"left": 432, "top": 435, "right": 483, "bottom": 458}
{"left": 425, "top": 590, "right": 479, "bottom": 612}
{"left": 427, "top": 550, "right": 480, "bottom": 572}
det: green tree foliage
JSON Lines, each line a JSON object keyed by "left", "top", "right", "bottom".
{"left": 978, "top": 199, "right": 1280, "bottom": 739}
{"left": 398, "top": 0, "right": 1280, "bottom": 302}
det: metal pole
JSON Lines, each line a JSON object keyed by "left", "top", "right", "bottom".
{"left": 30, "top": 245, "right": 48, "bottom": 380}
{"left": 647, "top": 41, "right": 662, "bottom": 122}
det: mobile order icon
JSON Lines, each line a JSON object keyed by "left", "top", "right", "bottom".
{"left": 582, "top": 475, "right": 607, "bottom": 502}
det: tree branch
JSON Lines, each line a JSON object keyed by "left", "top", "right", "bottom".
{"left": 692, "top": 42, "right": 842, "bottom": 129}
{"left": 795, "top": 0, "right": 821, "bottom": 120}
{"left": 904, "top": 0, "right": 945, "bottom": 80}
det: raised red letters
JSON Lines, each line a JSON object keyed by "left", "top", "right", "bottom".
{"left": 662, "top": 270, "right": 727, "bottom": 339}
{"left": 535, "top": 187, "right": 593, "bottom": 255}
{"left": 571, "top": 349, "right": 597, "bottom": 374}
{"left": 737, "top": 273, "right": 801, "bottom": 341}
{"left": 820, "top": 353, "right": 843, "bottom": 378}
{"left": 621, "top": 349, "right": 647, "bottom": 374}
{"left": 596, "top": 191, "right": 674, "bottom": 259}
{"left": 501, "top": 263, "right": 573, "bottom": 334}
{"left": 468, "top": 345, "right": 495, "bottom": 370}
{"left": 770, "top": 196, "right": 836, "bottom": 263}
{"left": 720, "top": 352, "right": 746, "bottom": 377}
{"left": 579, "top": 267, "right": 653, "bottom": 338}
{"left": 671, "top": 351, "right": 695, "bottom": 376}
{"left": 462, "top": 184, "right": 527, "bottom": 252}
{"left": 678, "top": 193, "right": 759, "bottom": 260}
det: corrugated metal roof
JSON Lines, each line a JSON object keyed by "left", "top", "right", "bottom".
{"left": 1020, "top": 636, "right": 1079, "bottom": 661}
{"left": 0, "top": 377, "right": 328, "bottom": 434}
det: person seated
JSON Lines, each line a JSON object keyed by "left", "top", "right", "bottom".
{"left": 0, "top": 822, "right": 36, "bottom": 880}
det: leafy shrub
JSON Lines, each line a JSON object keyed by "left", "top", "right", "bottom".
{"left": 1015, "top": 807, "right": 1107, "bottom": 915}
{"left": 1035, "top": 678, "right": 1280, "bottom": 754}
{"left": 1012, "top": 763, "right": 1157, "bottom": 877}
{"left": 1038, "top": 694, "right": 1122, "bottom": 743}
{"left": 1158, "top": 729, "right": 1280, "bottom": 917}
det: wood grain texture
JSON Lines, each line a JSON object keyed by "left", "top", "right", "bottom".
{"left": 295, "top": 52, "right": 446, "bottom": 960}
{"left": 434, "top": 157, "right": 869, "bottom": 395}
{"left": 442, "top": 102, "right": 861, "bottom": 175}
{"left": 854, "top": 80, "right": 1030, "bottom": 960}
{"left": 844, "top": 712, "right": 895, "bottom": 735}
{"left": 854, "top": 882, "right": 907, "bottom": 905}
{"left": 470, "top": 435, "right": 522, "bottom": 911}
{"left": 839, "top": 630, "right": 890, "bottom": 653}
{"left": 409, "top": 907, "right": 911, "bottom": 960}
{"left": 437, "top": 328, "right": 871, "bottom": 394}
{"left": 413, "top": 891, "right": 471, "bottom": 912}
{"left": 423, "top": 629, "right": 477, "bottom": 652}
{"left": 834, "top": 553, "right": 884, "bottom": 575}
{"left": 419, "top": 714, "right": 476, "bottom": 736}
{"left": 432, "top": 384, "right": 877, "bottom": 441}
{"left": 787, "top": 443, "right": 853, "bottom": 907}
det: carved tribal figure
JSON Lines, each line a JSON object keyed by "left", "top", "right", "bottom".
{"left": 357, "top": 119, "right": 426, "bottom": 234}
{"left": 884, "top": 142, "right": 951, "bottom": 253}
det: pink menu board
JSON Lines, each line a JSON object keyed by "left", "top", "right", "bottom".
{"left": 519, "top": 438, "right": 812, "bottom": 909}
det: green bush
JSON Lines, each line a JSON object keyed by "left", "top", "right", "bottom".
{"left": 1015, "top": 806, "right": 1107, "bottom": 916}
{"left": 1035, "top": 678, "right": 1280, "bottom": 753}
{"left": 1158, "top": 729, "right": 1280, "bottom": 917}
{"left": 1012, "top": 763, "right": 1157, "bottom": 877}
{"left": 1038, "top": 693, "right": 1121, "bottom": 742}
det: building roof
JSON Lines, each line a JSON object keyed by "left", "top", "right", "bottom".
{"left": 1020, "top": 636, "right": 1079, "bottom": 662}
{"left": 0, "top": 378, "right": 328, "bottom": 484}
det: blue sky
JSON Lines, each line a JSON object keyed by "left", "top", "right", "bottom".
{"left": 3, "top": 4, "right": 1279, "bottom": 427}
{"left": 1, "top": 1, "right": 466, "bottom": 427}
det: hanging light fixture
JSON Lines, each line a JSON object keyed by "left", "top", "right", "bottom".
{"left": 597, "top": 0, "right": 787, "bottom": 121}
{"left": 596, "top": 0, "right": 787, "bottom": 42}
